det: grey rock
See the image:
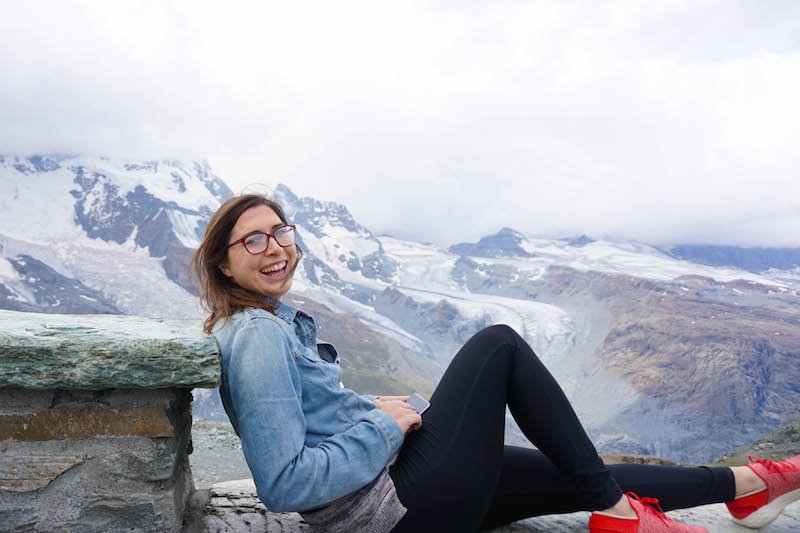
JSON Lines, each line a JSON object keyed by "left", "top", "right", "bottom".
{"left": 0, "top": 388, "right": 194, "bottom": 533}
{"left": 183, "top": 480, "right": 310, "bottom": 533}
{"left": 0, "top": 310, "right": 220, "bottom": 389}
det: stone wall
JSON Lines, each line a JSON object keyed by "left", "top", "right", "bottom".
{"left": 0, "top": 310, "right": 220, "bottom": 533}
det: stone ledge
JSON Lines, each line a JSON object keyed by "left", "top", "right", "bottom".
{"left": 0, "top": 310, "right": 220, "bottom": 390}
{"left": 184, "top": 479, "right": 800, "bottom": 532}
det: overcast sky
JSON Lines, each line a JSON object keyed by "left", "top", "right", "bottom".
{"left": 1, "top": 1, "right": 799, "bottom": 247}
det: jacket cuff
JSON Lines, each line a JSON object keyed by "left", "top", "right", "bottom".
{"left": 364, "top": 408, "right": 404, "bottom": 454}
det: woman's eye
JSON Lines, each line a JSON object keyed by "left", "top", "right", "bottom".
{"left": 245, "top": 234, "right": 266, "bottom": 246}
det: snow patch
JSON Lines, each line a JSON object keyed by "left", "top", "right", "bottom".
{"left": 167, "top": 210, "right": 202, "bottom": 248}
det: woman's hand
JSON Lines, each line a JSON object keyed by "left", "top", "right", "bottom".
{"left": 374, "top": 395, "right": 410, "bottom": 403}
{"left": 375, "top": 396, "right": 422, "bottom": 434}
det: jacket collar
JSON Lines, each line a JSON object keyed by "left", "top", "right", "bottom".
{"left": 267, "top": 297, "right": 298, "bottom": 324}
{"left": 269, "top": 297, "right": 300, "bottom": 324}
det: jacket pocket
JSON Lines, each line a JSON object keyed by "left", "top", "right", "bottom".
{"left": 316, "top": 342, "right": 339, "bottom": 363}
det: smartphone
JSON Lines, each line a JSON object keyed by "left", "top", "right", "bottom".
{"left": 406, "top": 392, "right": 430, "bottom": 415}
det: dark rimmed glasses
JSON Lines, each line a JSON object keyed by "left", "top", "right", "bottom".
{"left": 228, "top": 225, "right": 297, "bottom": 254}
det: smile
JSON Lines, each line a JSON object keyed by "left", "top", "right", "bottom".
{"left": 260, "top": 260, "right": 288, "bottom": 278}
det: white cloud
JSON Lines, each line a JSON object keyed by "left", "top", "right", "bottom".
{"left": 1, "top": 0, "right": 799, "bottom": 246}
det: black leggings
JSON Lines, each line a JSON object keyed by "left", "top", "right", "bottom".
{"left": 388, "top": 325, "right": 735, "bottom": 532}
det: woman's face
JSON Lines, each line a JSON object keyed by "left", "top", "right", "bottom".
{"left": 220, "top": 204, "right": 298, "bottom": 300}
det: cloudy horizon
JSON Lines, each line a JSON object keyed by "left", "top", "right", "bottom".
{"left": 2, "top": 1, "right": 799, "bottom": 248}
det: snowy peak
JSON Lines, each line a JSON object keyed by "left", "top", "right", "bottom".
{"left": 0, "top": 155, "right": 229, "bottom": 249}
{"left": 274, "top": 183, "right": 372, "bottom": 239}
{"left": 560, "top": 234, "right": 595, "bottom": 247}
{"left": 0, "top": 155, "right": 234, "bottom": 304}
{"left": 3, "top": 154, "right": 71, "bottom": 174}
{"left": 274, "top": 184, "right": 397, "bottom": 284}
{"left": 449, "top": 226, "right": 534, "bottom": 258}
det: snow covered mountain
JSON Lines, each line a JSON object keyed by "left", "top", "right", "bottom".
{"left": 2, "top": 154, "right": 799, "bottom": 463}
{"left": 0, "top": 155, "right": 230, "bottom": 316}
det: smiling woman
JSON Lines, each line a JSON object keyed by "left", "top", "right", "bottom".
{"left": 220, "top": 207, "right": 297, "bottom": 300}
{"left": 191, "top": 191, "right": 800, "bottom": 533}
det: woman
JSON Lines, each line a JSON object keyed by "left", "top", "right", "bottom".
{"left": 193, "top": 192, "right": 800, "bottom": 533}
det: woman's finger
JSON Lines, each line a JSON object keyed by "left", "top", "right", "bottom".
{"left": 375, "top": 395, "right": 409, "bottom": 402}
{"left": 383, "top": 399, "right": 416, "bottom": 411}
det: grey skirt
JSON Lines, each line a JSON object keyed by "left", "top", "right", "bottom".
{"left": 298, "top": 467, "right": 407, "bottom": 533}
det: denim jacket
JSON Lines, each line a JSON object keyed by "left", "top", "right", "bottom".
{"left": 213, "top": 300, "right": 405, "bottom": 513}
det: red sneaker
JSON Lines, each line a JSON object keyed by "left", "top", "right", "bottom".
{"left": 589, "top": 492, "right": 708, "bottom": 532}
{"left": 726, "top": 454, "right": 800, "bottom": 528}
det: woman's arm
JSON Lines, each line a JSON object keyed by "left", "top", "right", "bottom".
{"left": 226, "top": 319, "right": 405, "bottom": 512}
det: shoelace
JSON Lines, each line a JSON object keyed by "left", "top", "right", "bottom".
{"left": 748, "top": 455, "right": 799, "bottom": 478}
{"left": 626, "top": 492, "right": 673, "bottom": 526}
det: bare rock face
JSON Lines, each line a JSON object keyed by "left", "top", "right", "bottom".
{"left": 599, "top": 294, "right": 800, "bottom": 426}
{"left": 184, "top": 478, "right": 800, "bottom": 532}
{"left": 530, "top": 265, "right": 800, "bottom": 463}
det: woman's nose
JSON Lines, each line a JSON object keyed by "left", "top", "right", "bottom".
{"left": 263, "top": 236, "right": 282, "bottom": 254}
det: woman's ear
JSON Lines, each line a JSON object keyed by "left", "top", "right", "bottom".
{"left": 219, "top": 262, "right": 232, "bottom": 278}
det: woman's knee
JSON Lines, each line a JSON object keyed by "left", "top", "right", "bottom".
{"left": 474, "top": 324, "right": 519, "bottom": 346}
{"left": 472, "top": 324, "right": 543, "bottom": 363}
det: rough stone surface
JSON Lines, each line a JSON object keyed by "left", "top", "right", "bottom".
{"left": 0, "top": 456, "right": 82, "bottom": 492}
{"left": 0, "top": 389, "right": 194, "bottom": 532}
{"left": 0, "top": 309, "right": 220, "bottom": 389}
{"left": 185, "top": 478, "right": 800, "bottom": 532}
{"left": 183, "top": 480, "right": 309, "bottom": 533}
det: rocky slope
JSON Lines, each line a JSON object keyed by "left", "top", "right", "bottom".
{"left": 715, "top": 413, "right": 800, "bottom": 467}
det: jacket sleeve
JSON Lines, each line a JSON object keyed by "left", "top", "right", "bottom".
{"left": 226, "top": 318, "right": 404, "bottom": 512}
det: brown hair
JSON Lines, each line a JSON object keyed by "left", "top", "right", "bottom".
{"left": 192, "top": 193, "right": 303, "bottom": 334}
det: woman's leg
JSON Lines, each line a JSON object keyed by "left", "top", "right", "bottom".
{"left": 479, "top": 446, "right": 735, "bottom": 530}
{"left": 389, "top": 324, "right": 623, "bottom": 532}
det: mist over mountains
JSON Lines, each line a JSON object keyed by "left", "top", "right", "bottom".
{"left": 1, "top": 154, "right": 799, "bottom": 463}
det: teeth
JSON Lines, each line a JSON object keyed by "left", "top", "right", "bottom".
{"left": 262, "top": 261, "right": 287, "bottom": 274}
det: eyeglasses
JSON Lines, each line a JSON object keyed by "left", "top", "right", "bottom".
{"left": 228, "top": 225, "right": 296, "bottom": 254}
